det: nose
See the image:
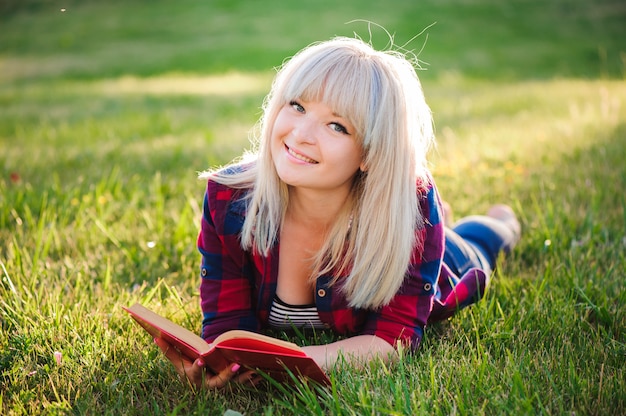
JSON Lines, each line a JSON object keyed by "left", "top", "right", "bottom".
{"left": 292, "top": 116, "right": 317, "bottom": 145}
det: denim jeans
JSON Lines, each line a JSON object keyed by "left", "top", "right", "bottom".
{"left": 443, "top": 215, "right": 517, "bottom": 277}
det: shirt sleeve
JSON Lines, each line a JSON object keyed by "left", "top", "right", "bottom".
{"left": 198, "top": 180, "right": 260, "bottom": 342}
{"left": 360, "top": 180, "right": 445, "bottom": 351}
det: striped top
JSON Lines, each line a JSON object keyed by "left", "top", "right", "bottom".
{"left": 268, "top": 295, "right": 326, "bottom": 330}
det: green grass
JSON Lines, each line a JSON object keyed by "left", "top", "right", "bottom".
{"left": 1, "top": 0, "right": 625, "bottom": 414}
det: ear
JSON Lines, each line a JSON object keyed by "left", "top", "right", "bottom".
{"left": 359, "top": 161, "right": 368, "bottom": 172}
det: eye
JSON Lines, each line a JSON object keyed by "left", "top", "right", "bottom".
{"left": 330, "top": 122, "right": 349, "bottom": 135}
{"left": 289, "top": 101, "right": 305, "bottom": 113}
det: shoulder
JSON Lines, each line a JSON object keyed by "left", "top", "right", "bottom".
{"left": 415, "top": 169, "right": 436, "bottom": 196}
{"left": 206, "top": 162, "right": 254, "bottom": 202}
{"left": 416, "top": 172, "right": 442, "bottom": 225}
{"left": 206, "top": 179, "right": 244, "bottom": 206}
{"left": 204, "top": 163, "right": 254, "bottom": 225}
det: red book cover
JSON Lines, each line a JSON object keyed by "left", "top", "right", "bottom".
{"left": 123, "top": 303, "right": 330, "bottom": 386}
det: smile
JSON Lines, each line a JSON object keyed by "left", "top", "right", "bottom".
{"left": 286, "top": 145, "right": 318, "bottom": 164}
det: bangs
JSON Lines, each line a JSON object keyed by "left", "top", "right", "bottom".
{"left": 279, "top": 47, "right": 379, "bottom": 141}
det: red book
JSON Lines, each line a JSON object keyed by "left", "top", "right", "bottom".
{"left": 123, "top": 303, "right": 330, "bottom": 386}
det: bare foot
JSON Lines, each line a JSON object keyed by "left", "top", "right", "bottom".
{"left": 487, "top": 204, "right": 521, "bottom": 242}
{"left": 442, "top": 201, "right": 454, "bottom": 225}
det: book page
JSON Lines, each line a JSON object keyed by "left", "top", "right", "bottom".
{"left": 124, "top": 303, "right": 211, "bottom": 356}
{"left": 214, "top": 330, "right": 305, "bottom": 355}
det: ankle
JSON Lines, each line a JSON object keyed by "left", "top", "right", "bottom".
{"left": 487, "top": 204, "right": 521, "bottom": 242}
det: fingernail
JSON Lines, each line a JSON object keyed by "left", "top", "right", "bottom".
{"left": 231, "top": 364, "right": 241, "bottom": 372}
{"left": 153, "top": 338, "right": 158, "bottom": 344}
{"left": 197, "top": 359, "right": 205, "bottom": 367}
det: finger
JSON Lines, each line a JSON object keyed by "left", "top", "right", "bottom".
{"left": 154, "top": 338, "right": 207, "bottom": 387}
{"left": 234, "top": 369, "right": 259, "bottom": 385}
{"left": 204, "top": 363, "right": 240, "bottom": 389}
{"left": 154, "top": 338, "right": 239, "bottom": 390}
{"left": 248, "top": 373, "right": 263, "bottom": 386}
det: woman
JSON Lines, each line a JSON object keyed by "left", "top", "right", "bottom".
{"left": 156, "top": 37, "right": 520, "bottom": 389}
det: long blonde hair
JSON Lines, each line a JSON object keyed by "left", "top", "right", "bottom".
{"left": 205, "top": 37, "right": 434, "bottom": 309}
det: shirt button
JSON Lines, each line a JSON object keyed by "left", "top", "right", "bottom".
{"left": 201, "top": 268, "right": 207, "bottom": 277}
{"left": 423, "top": 283, "right": 432, "bottom": 291}
{"left": 317, "top": 289, "right": 326, "bottom": 298}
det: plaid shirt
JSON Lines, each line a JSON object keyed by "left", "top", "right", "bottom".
{"left": 198, "top": 174, "right": 487, "bottom": 351}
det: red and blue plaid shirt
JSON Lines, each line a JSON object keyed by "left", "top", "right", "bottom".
{"left": 198, "top": 172, "right": 487, "bottom": 351}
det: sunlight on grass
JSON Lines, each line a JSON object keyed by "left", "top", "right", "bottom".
{"left": 429, "top": 79, "right": 625, "bottom": 201}
{"left": 90, "top": 72, "right": 273, "bottom": 96}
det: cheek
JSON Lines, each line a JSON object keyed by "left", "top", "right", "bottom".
{"left": 341, "top": 141, "right": 364, "bottom": 167}
{"left": 271, "top": 111, "right": 291, "bottom": 140}
{"left": 328, "top": 142, "right": 364, "bottom": 176}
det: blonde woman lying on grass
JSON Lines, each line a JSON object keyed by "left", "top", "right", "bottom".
{"left": 155, "top": 36, "right": 521, "bottom": 388}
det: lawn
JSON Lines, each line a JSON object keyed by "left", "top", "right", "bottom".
{"left": 1, "top": 0, "right": 625, "bottom": 414}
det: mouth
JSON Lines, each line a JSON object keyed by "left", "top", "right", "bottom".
{"left": 285, "top": 144, "right": 318, "bottom": 164}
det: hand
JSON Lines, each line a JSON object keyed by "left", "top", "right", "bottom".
{"left": 154, "top": 337, "right": 259, "bottom": 389}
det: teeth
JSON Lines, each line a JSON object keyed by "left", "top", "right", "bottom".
{"left": 288, "top": 146, "right": 317, "bottom": 163}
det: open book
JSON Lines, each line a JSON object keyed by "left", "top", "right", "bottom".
{"left": 123, "top": 303, "right": 330, "bottom": 386}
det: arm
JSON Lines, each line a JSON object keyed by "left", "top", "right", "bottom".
{"left": 360, "top": 180, "right": 445, "bottom": 352}
{"left": 301, "top": 335, "right": 397, "bottom": 371}
{"left": 198, "top": 182, "right": 258, "bottom": 341}
{"left": 158, "top": 180, "right": 258, "bottom": 388}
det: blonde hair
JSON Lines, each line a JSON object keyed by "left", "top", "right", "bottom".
{"left": 205, "top": 37, "right": 434, "bottom": 309}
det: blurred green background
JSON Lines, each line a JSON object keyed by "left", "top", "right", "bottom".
{"left": 2, "top": 0, "right": 625, "bottom": 82}
{"left": 2, "top": 0, "right": 624, "bottom": 187}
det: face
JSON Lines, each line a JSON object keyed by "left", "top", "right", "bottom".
{"left": 270, "top": 99, "right": 365, "bottom": 196}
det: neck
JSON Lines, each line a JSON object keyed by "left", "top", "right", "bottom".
{"left": 286, "top": 186, "right": 351, "bottom": 229}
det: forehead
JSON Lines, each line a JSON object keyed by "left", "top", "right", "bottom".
{"left": 280, "top": 60, "right": 373, "bottom": 137}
